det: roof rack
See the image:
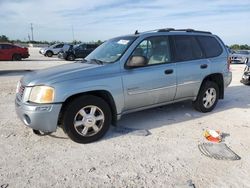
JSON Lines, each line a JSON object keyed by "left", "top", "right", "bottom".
{"left": 157, "top": 28, "right": 212, "bottom": 34}
{"left": 134, "top": 28, "right": 212, "bottom": 35}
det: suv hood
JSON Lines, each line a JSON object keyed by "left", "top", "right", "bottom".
{"left": 21, "top": 62, "right": 101, "bottom": 86}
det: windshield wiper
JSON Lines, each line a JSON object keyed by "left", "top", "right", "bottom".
{"left": 90, "top": 59, "right": 104, "bottom": 65}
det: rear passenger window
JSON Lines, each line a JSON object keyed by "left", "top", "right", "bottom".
{"left": 174, "top": 36, "right": 203, "bottom": 62}
{"left": 197, "top": 36, "right": 222, "bottom": 58}
{"left": 1, "top": 44, "right": 14, "bottom": 49}
{"left": 54, "top": 44, "right": 64, "bottom": 48}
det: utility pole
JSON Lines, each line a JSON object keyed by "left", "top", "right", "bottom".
{"left": 30, "top": 23, "right": 34, "bottom": 41}
{"left": 71, "top": 25, "right": 75, "bottom": 42}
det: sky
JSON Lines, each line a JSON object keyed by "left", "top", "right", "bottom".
{"left": 0, "top": 0, "right": 250, "bottom": 45}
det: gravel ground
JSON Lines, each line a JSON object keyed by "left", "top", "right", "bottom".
{"left": 0, "top": 48, "right": 250, "bottom": 188}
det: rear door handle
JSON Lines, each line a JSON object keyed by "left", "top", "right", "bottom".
{"left": 200, "top": 64, "right": 208, "bottom": 69}
{"left": 164, "top": 69, "right": 173, "bottom": 74}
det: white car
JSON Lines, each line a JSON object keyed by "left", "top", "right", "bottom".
{"left": 39, "top": 43, "right": 65, "bottom": 57}
{"left": 231, "top": 50, "right": 250, "bottom": 64}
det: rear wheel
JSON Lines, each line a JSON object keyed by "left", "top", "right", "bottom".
{"left": 62, "top": 95, "right": 111, "bottom": 143}
{"left": 12, "top": 54, "right": 22, "bottom": 61}
{"left": 193, "top": 81, "right": 219, "bottom": 113}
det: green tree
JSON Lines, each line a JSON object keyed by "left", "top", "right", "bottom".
{"left": 230, "top": 44, "right": 250, "bottom": 50}
{"left": 96, "top": 40, "right": 103, "bottom": 45}
{"left": 0, "top": 35, "right": 9, "bottom": 42}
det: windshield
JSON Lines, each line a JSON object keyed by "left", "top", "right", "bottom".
{"left": 85, "top": 36, "right": 137, "bottom": 63}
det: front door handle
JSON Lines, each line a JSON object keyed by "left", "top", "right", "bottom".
{"left": 165, "top": 69, "right": 173, "bottom": 74}
{"left": 200, "top": 64, "right": 208, "bottom": 69}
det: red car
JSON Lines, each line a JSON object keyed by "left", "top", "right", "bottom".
{"left": 0, "top": 43, "right": 29, "bottom": 61}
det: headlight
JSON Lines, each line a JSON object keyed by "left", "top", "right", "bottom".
{"left": 29, "top": 86, "right": 55, "bottom": 103}
{"left": 16, "top": 81, "right": 21, "bottom": 93}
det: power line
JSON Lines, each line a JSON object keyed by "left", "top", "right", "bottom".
{"left": 30, "top": 23, "right": 34, "bottom": 41}
{"left": 72, "top": 25, "right": 75, "bottom": 42}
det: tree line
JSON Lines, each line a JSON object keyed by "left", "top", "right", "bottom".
{"left": 0, "top": 35, "right": 103, "bottom": 45}
{"left": 0, "top": 34, "right": 249, "bottom": 50}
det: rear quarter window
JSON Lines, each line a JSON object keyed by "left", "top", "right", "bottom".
{"left": 173, "top": 35, "right": 203, "bottom": 62}
{"left": 197, "top": 36, "right": 223, "bottom": 58}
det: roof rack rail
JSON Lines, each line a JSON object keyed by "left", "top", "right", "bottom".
{"left": 157, "top": 28, "right": 175, "bottom": 32}
{"left": 157, "top": 28, "right": 212, "bottom": 34}
{"left": 134, "top": 28, "right": 212, "bottom": 35}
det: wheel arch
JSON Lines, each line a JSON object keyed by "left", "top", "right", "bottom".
{"left": 200, "top": 73, "right": 224, "bottom": 99}
{"left": 58, "top": 90, "right": 117, "bottom": 126}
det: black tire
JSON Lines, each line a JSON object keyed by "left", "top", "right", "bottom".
{"left": 67, "top": 54, "right": 75, "bottom": 61}
{"left": 62, "top": 95, "right": 111, "bottom": 143}
{"left": 192, "top": 81, "right": 219, "bottom": 113}
{"left": 245, "top": 58, "right": 249, "bottom": 64}
{"left": 12, "top": 54, "right": 22, "bottom": 61}
{"left": 45, "top": 51, "right": 53, "bottom": 57}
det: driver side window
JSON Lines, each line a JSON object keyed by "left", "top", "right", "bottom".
{"left": 132, "top": 36, "right": 171, "bottom": 66}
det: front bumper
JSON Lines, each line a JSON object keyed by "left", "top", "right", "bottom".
{"left": 241, "top": 73, "right": 250, "bottom": 85}
{"left": 22, "top": 53, "right": 30, "bottom": 59}
{"left": 39, "top": 50, "right": 46, "bottom": 55}
{"left": 15, "top": 97, "right": 62, "bottom": 133}
{"left": 58, "top": 52, "right": 66, "bottom": 59}
{"left": 224, "top": 71, "right": 232, "bottom": 87}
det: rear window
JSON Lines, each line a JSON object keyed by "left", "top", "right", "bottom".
{"left": 173, "top": 35, "right": 203, "bottom": 62}
{"left": 54, "top": 44, "right": 64, "bottom": 48}
{"left": 197, "top": 36, "right": 223, "bottom": 58}
{"left": 1, "top": 44, "right": 15, "bottom": 49}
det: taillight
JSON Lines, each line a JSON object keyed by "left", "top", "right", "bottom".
{"left": 227, "top": 57, "right": 231, "bottom": 70}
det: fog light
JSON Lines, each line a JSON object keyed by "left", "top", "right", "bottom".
{"left": 23, "top": 114, "right": 31, "bottom": 125}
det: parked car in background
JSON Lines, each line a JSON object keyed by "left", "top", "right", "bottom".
{"left": 57, "top": 44, "right": 73, "bottom": 59}
{"left": 0, "top": 43, "right": 29, "bottom": 61}
{"left": 15, "top": 28, "right": 232, "bottom": 143}
{"left": 39, "top": 43, "right": 66, "bottom": 57}
{"left": 241, "top": 61, "right": 250, "bottom": 85}
{"left": 231, "top": 50, "right": 250, "bottom": 64}
{"left": 58, "top": 43, "right": 98, "bottom": 61}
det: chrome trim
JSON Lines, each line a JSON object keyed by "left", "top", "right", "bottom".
{"left": 177, "top": 81, "right": 200, "bottom": 86}
{"left": 127, "top": 85, "right": 176, "bottom": 95}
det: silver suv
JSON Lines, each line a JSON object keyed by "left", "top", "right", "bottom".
{"left": 16, "top": 28, "right": 232, "bottom": 143}
{"left": 39, "top": 43, "right": 67, "bottom": 57}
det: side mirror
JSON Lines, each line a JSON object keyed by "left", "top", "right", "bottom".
{"left": 127, "top": 55, "right": 148, "bottom": 68}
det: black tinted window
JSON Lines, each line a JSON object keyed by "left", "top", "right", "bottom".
{"left": 86, "top": 44, "right": 97, "bottom": 49}
{"left": 197, "top": 36, "right": 222, "bottom": 58}
{"left": 54, "top": 44, "right": 64, "bottom": 48}
{"left": 3, "top": 44, "right": 14, "bottom": 49}
{"left": 174, "top": 35, "right": 203, "bottom": 62}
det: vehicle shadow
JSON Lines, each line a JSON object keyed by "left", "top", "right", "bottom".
{"left": 0, "top": 70, "right": 33, "bottom": 76}
{"left": 103, "top": 84, "right": 250, "bottom": 140}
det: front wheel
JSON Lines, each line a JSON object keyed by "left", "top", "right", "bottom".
{"left": 62, "top": 95, "right": 111, "bottom": 143}
{"left": 45, "top": 51, "right": 53, "bottom": 57}
{"left": 67, "top": 54, "right": 75, "bottom": 61}
{"left": 193, "top": 81, "right": 219, "bottom": 113}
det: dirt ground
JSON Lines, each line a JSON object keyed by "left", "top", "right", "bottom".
{"left": 0, "top": 48, "right": 250, "bottom": 188}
